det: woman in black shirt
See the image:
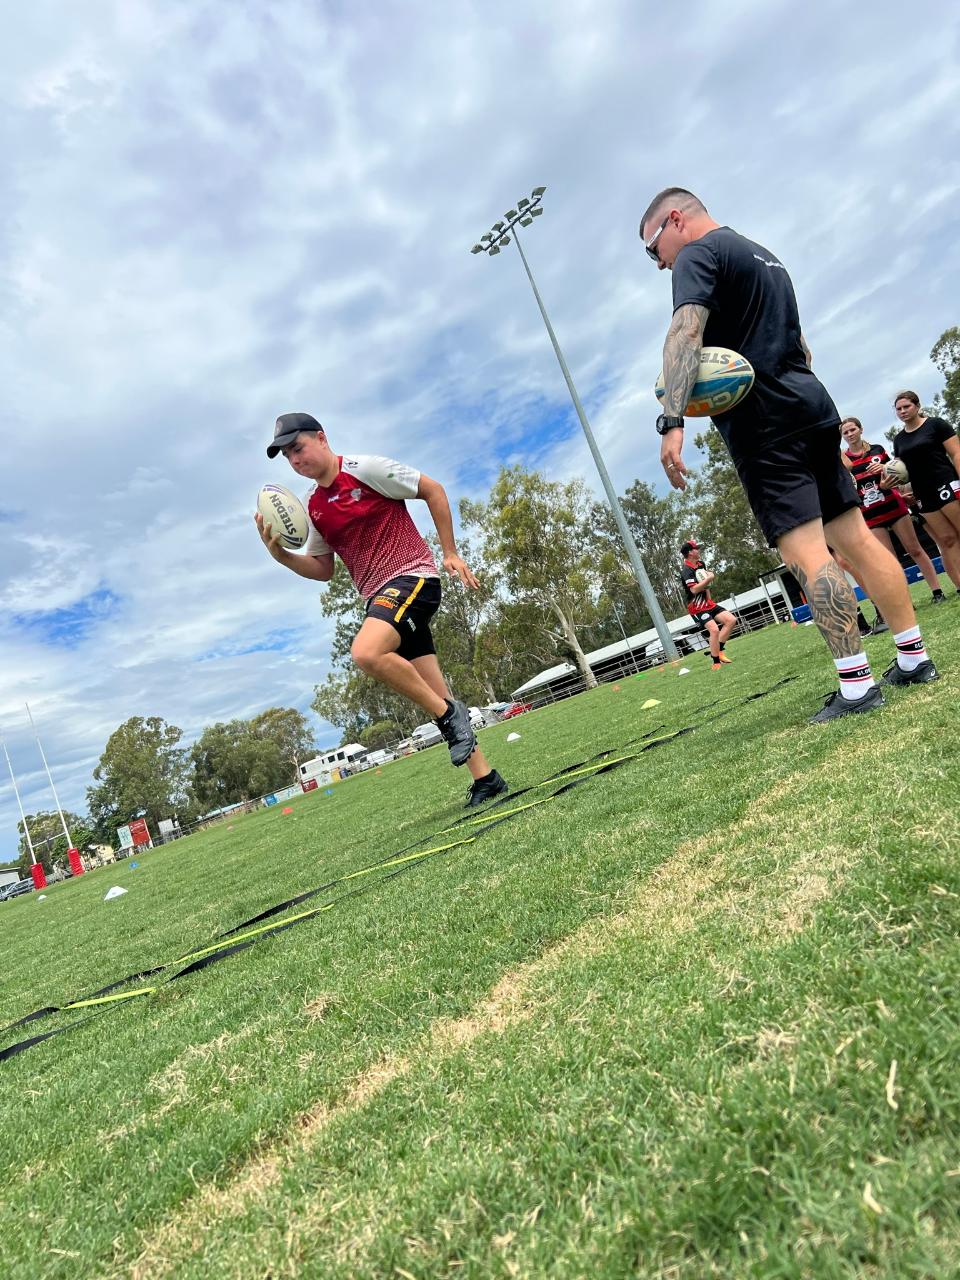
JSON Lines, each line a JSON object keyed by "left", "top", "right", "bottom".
{"left": 892, "top": 390, "right": 960, "bottom": 589}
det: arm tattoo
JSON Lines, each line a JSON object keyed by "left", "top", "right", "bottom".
{"left": 787, "top": 558, "right": 861, "bottom": 658}
{"left": 661, "top": 304, "right": 708, "bottom": 417}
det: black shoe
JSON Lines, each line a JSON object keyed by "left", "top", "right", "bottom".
{"left": 437, "top": 699, "right": 476, "bottom": 766}
{"left": 808, "top": 685, "right": 885, "bottom": 724}
{"left": 465, "top": 769, "right": 508, "bottom": 807}
{"left": 931, "top": 590, "right": 946, "bottom": 603}
{"left": 881, "top": 657, "right": 939, "bottom": 686}
{"left": 870, "top": 618, "right": 890, "bottom": 635}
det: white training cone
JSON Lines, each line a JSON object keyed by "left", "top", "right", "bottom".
{"left": 103, "top": 886, "right": 128, "bottom": 901}
{"left": 678, "top": 667, "right": 690, "bottom": 675}
{"left": 641, "top": 698, "right": 661, "bottom": 710}
{"left": 37, "top": 894, "right": 47, "bottom": 901}
{"left": 506, "top": 732, "right": 521, "bottom": 742}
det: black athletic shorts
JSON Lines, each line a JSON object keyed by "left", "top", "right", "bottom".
{"left": 731, "top": 425, "right": 859, "bottom": 547}
{"left": 364, "top": 574, "right": 441, "bottom": 660}
{"left": 915, "top": 478, "right": 960, "bottom": 515}
{"left": 689, "top": 604, "right": 728, "bottom": 627}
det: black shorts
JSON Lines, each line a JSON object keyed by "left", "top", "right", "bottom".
{"left": 365, "top": 574, "right": 441, "bottom": 660}
{"left": 732, "top": 425, "right": 859, "bottom": 546}
{"left": 689, "top": 604, "right": 728, "bottom": 627}
{"left": 915, "top": 478, "right": 960, "bottom": 515}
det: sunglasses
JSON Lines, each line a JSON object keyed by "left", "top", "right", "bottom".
{"left": 644, "top": 213, "right": 671, "bottom": 262}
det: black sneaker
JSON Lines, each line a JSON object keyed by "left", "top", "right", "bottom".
{"left": 870, "top": 618, "right": 890, "bottom": 635}
{"left": 465, "top": 769, "right": 508, "bottom": 807}
{"left": 436, "top": 699, "right": 476, "bottom": 766}
{"left": 931, "top": 590, "right": 946, "bottom": 604}
{"left": 881, "top": 657, "right": 939, "bottom": 686}
{"left": 808, "top": 685, "right": 885, "bottom": 724}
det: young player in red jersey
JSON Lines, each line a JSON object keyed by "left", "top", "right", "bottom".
{"left": 255, "top": 413, "right": 507, "bottom": 807}
{"left": 679, "top": 539, "right": 737, "bottom": 670}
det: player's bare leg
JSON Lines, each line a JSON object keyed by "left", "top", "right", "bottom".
{"left": 875, "top": 521, "right": 943, "bottom": 596}
{"left": 824, "top": 508, "right": 916, "bottom": 634}
{"left": 351, "top": 619, "right": 448, "bottom": 717}
{"left": 715, "top": 609, "right": 736, "bottom": 659}
{"left": 921, "top": 505, "right": 960, "bottom": 588}
{"left": 705, "top": 619, "right": 721, "bottom": 660}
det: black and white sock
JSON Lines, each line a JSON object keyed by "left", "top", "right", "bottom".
{"left": 834, "top": 651, "right": 875, "bottom": 701}
{"left": 893, "top": 626, "right": 927, "bottom": 673}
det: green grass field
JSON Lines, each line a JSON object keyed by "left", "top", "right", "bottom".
{"left": 2, "top": 596, "right": 958, "bottom": 1279}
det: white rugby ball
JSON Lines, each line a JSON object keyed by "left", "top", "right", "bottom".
{"left": 257, "top": 483, "right": 309, "bottom": 549}
{"left": 655, "top": 347, "right": 755, "bottom": 417}
{"left": 695, "top": 567, "right": 710, "bottom": 583}
{"left": 882, "top": 458, "right": 909, "bottom": 486}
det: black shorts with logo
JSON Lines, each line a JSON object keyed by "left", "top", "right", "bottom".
{"left": 731, "top": 424, "right": 859, "bottom": 546}
{"left": 365, "top": 574, "right": 442, "bottom": 660}
{"left": 689, "top": 603, "right": 728, "bottom": 627}
{"left": 915, "top": 478, "right": 960, "bottom": 515}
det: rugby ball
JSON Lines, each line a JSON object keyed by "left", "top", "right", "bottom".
{"left": 695, "top": 568, "right": 710, "bottom": 583}
{"left": 655, "top": 347, "right": 755, "bottom": 417}
{"left": 882, "top": 458, "right": 909, "bottom": 486}
{"left": 257, "top": 483, "right": 309, "bottom": 549}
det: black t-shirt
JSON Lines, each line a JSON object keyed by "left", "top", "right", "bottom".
{"left": 893, "top": 417, "right": 959, "bottom": 500}
{"left": 671, "top": 227, "right": 840, "bottom": 462}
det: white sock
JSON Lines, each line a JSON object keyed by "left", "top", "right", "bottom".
{"left": 835, "top": 652, "right": 875, "bottom": 701}
{"left": 894, "top": 626, "right": 927, "bottom": 672}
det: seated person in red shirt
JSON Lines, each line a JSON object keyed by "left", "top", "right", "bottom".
{"left": 255, "top": 413, "right": 506, "bottom": 808}
{"left": 679, "top": 539, "right": 737, "bottom": 670}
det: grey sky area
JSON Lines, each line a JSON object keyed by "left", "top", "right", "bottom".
{"left": 1, "top": 0, "right": 957, "bottom": 860}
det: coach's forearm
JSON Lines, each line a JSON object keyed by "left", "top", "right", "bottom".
{"left": 661, "top": 303, "right": 708, "bottom": 418}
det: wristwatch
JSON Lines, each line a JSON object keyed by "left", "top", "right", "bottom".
{"left": 656, "top": 414, "right": 684, "bottom": 435}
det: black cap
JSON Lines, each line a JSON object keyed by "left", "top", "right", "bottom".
{"left": 267, "top": 412, "right": 323, "bottom": 458}
{"left": 680, "top": 538, "right": 700, "bottom": 556}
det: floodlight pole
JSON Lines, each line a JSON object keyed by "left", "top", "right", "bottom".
{"left": 471, "top": 190, "right": 678, "bottom": 660}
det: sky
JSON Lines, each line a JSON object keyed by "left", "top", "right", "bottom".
{"left": 1, "top": 0, "right": 958, "bottom": 862}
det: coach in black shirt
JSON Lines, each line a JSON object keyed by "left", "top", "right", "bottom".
{"left": 639, "top": 188, "right": 937, "bottom": 721}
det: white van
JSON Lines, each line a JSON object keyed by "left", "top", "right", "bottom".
{"left": 299, "top": 743, "right": 368, "bottom": 785}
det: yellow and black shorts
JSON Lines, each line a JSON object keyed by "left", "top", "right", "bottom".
{"left": 364, "top": 575, "right": 442, "bottom": 659}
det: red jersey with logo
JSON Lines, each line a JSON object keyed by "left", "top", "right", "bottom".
{"left": 845, "top": 444, "right": 908, "bottom": 528}
{"left": 680, "top": 558, "right": 716, "bottom": 614}
{"left": 304, "top": 456, "right": 439, "bottom": 599}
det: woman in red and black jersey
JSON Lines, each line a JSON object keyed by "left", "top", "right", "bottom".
{"left": 840, "top": 417, "right": 948, "bottom": 602}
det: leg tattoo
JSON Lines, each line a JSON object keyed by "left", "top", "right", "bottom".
{"left": 788, "top": 558, "right": 862, "bottom": 659}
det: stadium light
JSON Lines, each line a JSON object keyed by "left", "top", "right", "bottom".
{"left": 468, "top": 187, "right": 679, "bottom": 661}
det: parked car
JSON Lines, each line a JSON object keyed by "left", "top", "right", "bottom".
{"left": 0, "top": 878, "right": 35, "bottom": 901}
{"left": 468, "top": 706, "right": 487, "bottom": 729}
{"left": 395, "top": 738, "right": 419, "bottom": 756}
{"left": 501, "top": 701, "right": 533, "bottom": 719}
{"left": 412, "top": 722, "right": 444, "bottom": 748}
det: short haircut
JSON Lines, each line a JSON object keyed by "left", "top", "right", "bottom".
{"left": 893, "top": 389, "right": 920, "bottom": 408}
{"left": 639, "top": 188, "right": 707, "bottom": 238}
